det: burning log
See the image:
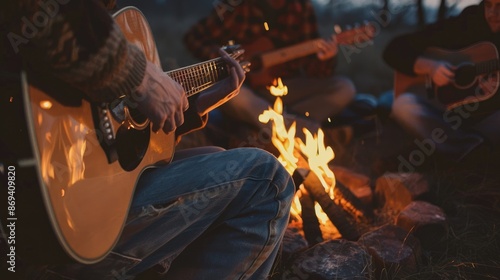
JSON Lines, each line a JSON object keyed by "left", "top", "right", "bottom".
{"left": 298, "top": 190, "right": 323, "bottom": 246}
{"left": 291, "top": 168, "right": 307, "bottom": 191}
{"left": 334, "top": 181, "right": 374, "bottom": 223}
{"left": 291, "top": 168, "right": 323, "bottom": 245}
{"left": 259, "top": 77, "right": 361, "bottom": 240}
{"left": 302, "top": 171, "right": 360, "bottom": 241}
{"left": 331, "top": 165, "right": 373, "bottom": 205}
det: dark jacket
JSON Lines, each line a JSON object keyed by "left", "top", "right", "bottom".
{"left": 383, "top": 2, "right": 500, "bottom": 114}
{"left": 383, "top": 3, "right": 500, "bottom": 76}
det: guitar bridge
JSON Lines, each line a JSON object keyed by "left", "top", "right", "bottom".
{"left": 91, "top": 103, "right": 118, "bottom": 164}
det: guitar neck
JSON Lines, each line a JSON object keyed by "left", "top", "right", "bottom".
{"left": 259, "top": 25, "right": 374, "bottom": 69}
{"left": 260, "top": 39, "right": 322, "bottom": 68}
{"left": 166, "top": 57, "right": 229, "bottom": 97}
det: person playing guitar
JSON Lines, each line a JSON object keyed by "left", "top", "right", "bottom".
{"left": 183, "top": 0, "right": 360, "bottom": 140}
{"left": 0, "top": 0, "right": 295, "bottom": 279}
{"left": 383, "top": 0, "right": 500, "bottom": 169}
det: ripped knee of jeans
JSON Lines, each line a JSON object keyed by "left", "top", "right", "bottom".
{"left": 137, "top": 199, "right": 179, "bottom": 218}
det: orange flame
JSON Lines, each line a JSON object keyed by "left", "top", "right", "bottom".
{"left": 258, "top": 96, "right": 298, "bottom": 174}
{"left": 259, "top": 78, "right": 336, "bottom": 229}
{"left": 268, "top": 78, "right": 288, "bottom": 97}
{"left": 298, "top": 128, "right": 336, "bottom": 197}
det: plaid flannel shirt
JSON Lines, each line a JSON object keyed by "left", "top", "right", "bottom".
{"left": 184, "top": 0, "right": 336, "bottom": 80}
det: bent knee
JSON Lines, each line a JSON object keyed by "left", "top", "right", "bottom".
{"left": 331, "top": 76, "right": 356, "bottom": 96}
{"left": 233, "top": 148, "right": 294, "bottom": 190}
{"left": 324, "top": 77, "right": 356, "bottom": 111}
{"left": 392, "top": 93, "right": 418, "bottom": 118}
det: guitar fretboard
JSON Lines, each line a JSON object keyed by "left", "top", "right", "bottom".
{"left": 476, "top": 59, "right": 500, "bottom": 75}
{"left": 167, "top": 58, "right": 229, "bottom": 97}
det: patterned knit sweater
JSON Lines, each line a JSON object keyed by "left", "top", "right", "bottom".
{"left": 2, "top": 0, "right": 146, "bottom": 103}
{"left": 1, "top": 0, "right": 205, "bottom": 138}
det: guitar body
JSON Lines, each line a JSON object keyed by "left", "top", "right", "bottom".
{"left": 2, "top": 7, "right": 174, "bottom": 264}
{"left": 394, "top": 42, "right": 500, "bottom": 110}
{"left": 243, "top": 37, "right": 288, "bottom": 88}
{"left": 1, "top": 6, "right": 242, "bottom": 264}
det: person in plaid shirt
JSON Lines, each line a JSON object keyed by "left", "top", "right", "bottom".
{"left": 184, "top": 0, "right": 356, "bottom": 134}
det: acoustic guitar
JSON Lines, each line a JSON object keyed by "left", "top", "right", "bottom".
{"left": 394, "top": 41, "right": 500, "bottom": 111}
{"left": 0, "top": 6, "right": 245, "bottom": 264}
{"left": 244, "top": 23, "right": 376, "bottom": 88}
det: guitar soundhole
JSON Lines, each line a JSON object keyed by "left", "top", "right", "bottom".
{"left": 454, "top": 63, "right": 476, "bottom": 88}
{"left": 115, "top": 123, "right": 150, "bottom": 171}
{"left": 128, "top": 105, "right": 148, "bottom": 124}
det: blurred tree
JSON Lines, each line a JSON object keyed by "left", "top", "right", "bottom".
{"left": 417, "top": 0, "right": 425, "bottom": 26}
{"left": 437, "top": 0, "right": 448, "bottom": 21}
{"left": 381, "top": 0, "right": 390, "bottom": 24}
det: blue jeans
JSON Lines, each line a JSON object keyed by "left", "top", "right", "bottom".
{"left": 37, "top": 147, "right": 295, "bottom": 279}
{"left": 392, "top": 93, "right": 500, "bottom": 160}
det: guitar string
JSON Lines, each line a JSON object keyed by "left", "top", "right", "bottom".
{"left": 167, "top": 58, "right": 224, "bottom": 81}
{"left": 475, "top": 59, "right": 499, "bottom": 75}
{"left": 168, "top": 60, "right": 228, "bottom": 97}
{"left": 172, "top": 61, "right": 225, "bottom": 95}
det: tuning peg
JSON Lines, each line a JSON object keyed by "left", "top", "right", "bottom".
{"left": 240, "top": 61, "right": 252, "bottom": 73}
{"left": 222, "top": 41, "right": 243, "bottom": 55}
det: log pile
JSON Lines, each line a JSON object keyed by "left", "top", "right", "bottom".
{"left": 279, "top": 169, "right": 449, "bottom": 280}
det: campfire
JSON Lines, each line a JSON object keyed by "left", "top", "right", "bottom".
{"left": 256, "top": 78, "right": 448, "bottom": 280}
{"left": 258, "top": 78, "right": 363, "bottom": 243}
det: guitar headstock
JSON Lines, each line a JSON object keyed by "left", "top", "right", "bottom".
{"left": 222, "top": 41, "right": 251, "bottom": 73}
{"left": 334, "top": 21, "right": 376, "bottom": 45}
